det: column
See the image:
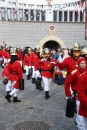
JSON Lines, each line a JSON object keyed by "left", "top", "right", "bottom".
{"left": 23, "top": 9, "right": 25, "bottom": 20}
{"left": 40, "top": 11, "right": 41, "bottom": 21}
{"left": 5, "top": 8, "right": 7, "bottom": 20}
{"left": 34, "top": 9, "right": 36, "bottom": 21}
{"left": 78, "top": 12, "right": 80, "bottom": 22}
{"left": 17, "top": 9, "right": 19, "bottom": 20}
{"left": 67, "top": 10, "right": 69, "bottom": 22}
{"left": 57, "top": 10, "right": 59, "bottom": 22}
{"left": 72, "top": 11, "right": 75, "bottom": 22}
{"left": 83, "top": 11, "right": 85, "bottom": 22}
{"left": 0, "top": 8, "right": 1, "bottom": 20}
{"left": 11, "top": 8, "right": 13, "bottom": 20}
{"left": 28, "top": 9, "right": 30, "bottom": 21}
{"left": 62, "top": 10, "right": 64, "bottom": 22}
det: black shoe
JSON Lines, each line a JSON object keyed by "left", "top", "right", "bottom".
{"left": 45, "top": 91, "right": 50, "bottom": 99}
{"left": 5, "top": 94, "right": 12, "bottom": 102}
{"left": 27, "top": 75, "right": 30, "bottom": 80}
{"left": 32, "top": 78, "right": 35, "bottom": 84}
{"left": 13, "top": 97, "right": 21, "bottom": 102}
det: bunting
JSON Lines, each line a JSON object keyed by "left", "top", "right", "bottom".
{"left": 7, "top": 0, "right": 83, "bottom": 9}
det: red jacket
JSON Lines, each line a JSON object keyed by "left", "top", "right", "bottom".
{"left": 23, "top": 54, "right": 30, "bottom": 66}
{"left": 17, "top": 51, "right": 22, "bottom": 61}
{"left": 0, "top": 50, "right": 2, "bottom": 58}
{"left": 2, "top": 60, "right": 23, "bottom": 81}
{"left": 77, "top": 72, "right": 87, "bottom": 117}
{"left": 33, "top": 55, "right": 41, "bottom": 70}
{"left": 58, "top": 56, "right": 78, "bottom": 75}
{"left": 64, "top": 69, "right": 84, "bottom": 97}
{"left": 41, "top": 58, "right": 58, "bottom": 78}
{"left": 29, "top": 52, "right": 37, "bottom": 66}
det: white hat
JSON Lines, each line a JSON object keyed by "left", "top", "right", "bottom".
{"left": 81, "top": 47, "right": 87, "bottom": 55}
{"left": 72, "top": 42, "right": 81, "bottom": 51}
{"left": 44, "top": 48, "right": 50, "bottom": 53}
{"left": 10, "top": 48, "right": 17, "bottom": 55}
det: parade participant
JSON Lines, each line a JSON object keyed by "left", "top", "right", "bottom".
{"left": 28, "top": 48, "right": 37, "bottom": 84}
{"left": 23, "top": 48, "right": 31, "bottom": 80}
{"left": 64, "top": 57, "right": 87, "bottom": 130}
{"left": 77, "top": 69, "right": 87, "bottom": 130}
{"left": 2, "top": 47, "right": 14, "bottom": 95}
{"left": 16, "top": 46, "right": 23, "bottom": 66}
{"left": 40, "top": 48, "right": 58, "bottom": 99}
{"left": 3, "top": 48, "right": 23, "bottom": 103}
{"left": 58, "top": 43, "right": 81, "bottom": 76}
{"left": 33, "top": 48, "right": 43, "bottom": 91}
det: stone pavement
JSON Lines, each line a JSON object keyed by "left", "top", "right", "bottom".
{"left": 0, "top": 67, "right": 77, "bottom": 130}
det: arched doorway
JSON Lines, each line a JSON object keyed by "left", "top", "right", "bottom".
{"left": 43, "top": 40, "right": 60, "bottom": 49}
{"left": 38, "top": 35, "right": 66, "bottom": 49}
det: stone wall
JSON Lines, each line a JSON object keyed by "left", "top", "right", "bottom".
{"left": 0, "top": 21, "right": 86, "bottom": 49}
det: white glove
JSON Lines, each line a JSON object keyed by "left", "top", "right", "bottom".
{"left": 41, "top": 58, "right": 47, "bottom": 62}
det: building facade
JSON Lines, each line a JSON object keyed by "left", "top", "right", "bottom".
{"left": 0, "top": 0, "right": 86, "bottom": 49}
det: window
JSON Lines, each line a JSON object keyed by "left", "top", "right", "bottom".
{"left": 53, "top": 10, "right": 57, "bottom": 21}
{"left": 25, "top": 9, "right": 28, "bottom": 20}
{"left": 30, "top": 10, "right": 34, "bottom": 21}
{"left": 69, "top": 11, "right": 73, "bottom": 22}
{"left": 59, "top": 11, "right": 62, "bottom": 22}
{"left": 19, "top": 9, "right": 23, "bottom": 20}
{"left": 1, "top": 8, "right": 5, "bottom": 19}
{"left": 64, "top": 11, "right": 67, "bottom": 22}
{"left": 41, "top": 10, "right": 45, "bottom": 21}
{"left": 36, "top": 10, "right": 40, "bottom": 21}
{"left": 75, "top": 11, "right": 78, "bottom": 22}
{"left": 80, "top": 11, "right": 83, "bottom": 22}
{"left": 7, "top": 8, "right": 11, "bottom": 20}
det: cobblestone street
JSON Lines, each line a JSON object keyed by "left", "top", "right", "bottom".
{"left": 0, "top": 68, "right": 77, "bottom": 130}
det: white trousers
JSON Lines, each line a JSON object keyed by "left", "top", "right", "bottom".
{"left": 34, "top": 70, "right": 41, "bottom": 79}
{"left": 4, "top": 57, "right": 7, "bottom": 66}
{"left": 6, "top": 80, "right": 19, "bottom": 97}
{"left": 0, "top": 58, "right": 2, "bottom": 61}
{"left": 6, "top": 80, "right": 13, "bottom": 92}
{"left": 42, "top": 76, "right": 52, "bottom": 91}
{"left": 25, "top": 65, "right": 29, "bottom": 75}
{"left": 75, "top": 100, "right": 84, "bottom": 130}
{"left": 31, "top": 66, "right": 36, "bottom": 78}
{"left": 83, "top": 117, "right": 87, "bottom": 130}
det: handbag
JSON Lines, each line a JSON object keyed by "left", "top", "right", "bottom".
{"left": 28, "top": 67, "right": 33, "bottom": 76}
{"left": 2, "top": 78, "right": 8, "bottom": 85}
{"left": 19, "top": 79, "right": 24, "bottom": 90}
{"left": 65, "top": 95, "right": 76, "bottom": 118}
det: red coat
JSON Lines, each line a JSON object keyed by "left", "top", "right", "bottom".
{"left": 23, "top": 54, "right": 30, "bottom": 66}
{"left": 17, "top": 51, "right": 22, "bottom": 61}
{"left": 58, "top": 56, "right": 78, "bottom": 75}
{"left": 29, "top": 52, "right": 37, "bottom": 66}
{"left": 0, "top": 50, "right": 2, "bottom": 58}
{"left": 33, "top": 55, "right": 41, "bottom": 70}
{"left": 3, "top": 60, "right": 23, "bottom": 81}
{"left": 64, "top": 69, "right": 84, "bottom": 97}
{"left": 77, "top": 72, "right": 87, "bottom": 117}
{"left": 4, "top": 51, "right": 10, "bottom": 60}
{"left": 41, "top": 58, "right": 58, "bottom": 78}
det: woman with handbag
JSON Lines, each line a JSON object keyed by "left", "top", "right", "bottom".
{"left": 64, "top": 57, "right": 87, "bottom": 130}
{"left": 3, "top": 48, "right": 23, "bottom": 103}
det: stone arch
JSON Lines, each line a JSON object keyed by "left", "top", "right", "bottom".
{"left": 38, "top": 35, "right": 66, "bottom": 48}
